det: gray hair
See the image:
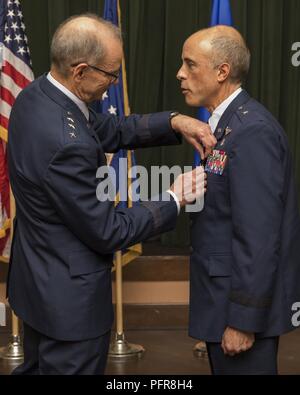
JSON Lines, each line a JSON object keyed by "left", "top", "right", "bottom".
{"left": 50, "top": 13, "right": 122, "bottom": 77}
{"left": 210, "top": 36, "right": 251, "bottom": 84}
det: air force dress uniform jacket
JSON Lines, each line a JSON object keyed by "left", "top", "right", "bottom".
{"left": 190, "top": 90, "right": 300, "bottom": 342}
{"left": 7, "top": 75, "right": 180, "bottom": 341}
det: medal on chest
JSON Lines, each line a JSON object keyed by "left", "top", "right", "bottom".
{"left": 205, "top": 150, "right": 228, "bottom": 176}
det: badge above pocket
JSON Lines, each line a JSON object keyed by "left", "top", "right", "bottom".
{"left": 205, "top": 150, "right": 228, "bottom": 176}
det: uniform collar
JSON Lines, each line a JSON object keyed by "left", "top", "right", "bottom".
{"left": 209, "top": 88, "right": 243, "bottom": 134}
{"left": 214, "top": 89, "right": 251, "bottom": 142}
{"left": 39, "top": 74, "right": 89, "bottom": 129}
{"left": 47, "top": 72, "right": 89, "bottom": 121}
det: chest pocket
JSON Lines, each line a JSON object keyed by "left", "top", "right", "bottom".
{"left": 207, "top": 172, "right": 228, "bottom": 183}
{"left": 205, "top": 168, "right": 230, "bottom": 211}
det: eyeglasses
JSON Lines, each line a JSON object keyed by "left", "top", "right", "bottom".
{"left": 87, "top": 64, "right": 120, "bottom": 81}
{"left": 71, "top": 63, "right": 119, "bottom": 82}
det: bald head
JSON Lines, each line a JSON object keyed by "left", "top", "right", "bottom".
{"left": 186, "top": 25, "right": 250, "bottom": 84}
{"left": 190, "top": 25, "right": 245, "bottom": 44}
{"left": 51, "top": 13, "right": 122, "bottom": 77}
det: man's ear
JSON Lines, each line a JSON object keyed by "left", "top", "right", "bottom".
{"left": 217, "top": 63, "right": 230, "bottom": 82}
{"left": 72, "top": 64, "right": 87, "bottom": 82}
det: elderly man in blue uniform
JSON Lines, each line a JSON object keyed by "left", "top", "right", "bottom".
{"left": 7, "top": 14, "right": 215, "bottom": 375}
{"left": 177, "top": 26, "right": 300, "bottom": 375}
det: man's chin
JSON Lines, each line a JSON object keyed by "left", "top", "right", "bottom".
{"left": 185, "top": 98, "right": 201, "bottom": 108}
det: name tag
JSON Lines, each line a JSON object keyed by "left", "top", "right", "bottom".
{"left": 205, "top": 150, "right": 227, "bottom": 176}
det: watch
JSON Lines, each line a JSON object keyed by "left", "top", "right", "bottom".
{"left": 169, "top": 111, "right": 180, "bottom": 121}
{"left": 169, "top": 112, "right": 180, "bottom": 129}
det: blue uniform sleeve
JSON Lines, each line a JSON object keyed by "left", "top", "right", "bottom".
{"left": 227, "top": 123, "right": 285, "bottom": 333}
{"left": 42, "top": 143, "right": 178, "bottom": 255}
{"left": 91, "top": 111, "right": 181, "bottom": 153}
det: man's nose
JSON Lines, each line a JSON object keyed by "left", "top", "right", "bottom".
{"left": 176, "top": 67, "right": 185, "bottom": 81}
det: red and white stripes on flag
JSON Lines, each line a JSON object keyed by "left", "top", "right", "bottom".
{"left": 1, "top": 46, "right": 33, "bottom": 132}
{"left": 0, "top": 0, "right": 34, "bottom": 260}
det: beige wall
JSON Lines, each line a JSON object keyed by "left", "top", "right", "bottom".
{"left": 112, "top": 281, "right": 189, "bottom": 305}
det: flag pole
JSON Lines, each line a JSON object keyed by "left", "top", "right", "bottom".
{"left": 0, "top": 190, "right": 24, "bottom": 362}
{"left": 108, "top": 250, "right": 144, "bottom": 360}
{"left": 108, "top": 0, "right": 144, "bottom": 360}
{"left": 193, "top": 341, "right": 208, "bottom": 359}
{"left": 115, "top": 250, "right": 124, "bottom": 335}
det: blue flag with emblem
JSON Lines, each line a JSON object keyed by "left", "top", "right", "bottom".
{"left": 194, "top": 0, "right": 233, "bottom": 167}
{"left": 96, "top": 0, "right": 142, "bottom": 265}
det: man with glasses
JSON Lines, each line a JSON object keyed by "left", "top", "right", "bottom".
{"left": 7, "top": 14, "right": 215, "bottom": 375}
{"left": 80, "top": 64, "right": 120, "bottom": 82}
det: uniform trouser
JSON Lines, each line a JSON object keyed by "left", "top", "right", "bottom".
{"left": 11, "top": 322, "right": 111, "bottom": 375}
{"left": 206, "top": 337, "right": 279, "bottom": 375}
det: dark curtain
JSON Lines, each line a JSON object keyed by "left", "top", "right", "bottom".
{"left": 21, "top": 0, "right": 300, "bottom": 247}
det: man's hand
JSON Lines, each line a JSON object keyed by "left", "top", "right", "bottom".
{"left": 171, "top": 114, "right": 217, "bottom": 160}
{"left": 170, "top": 166, "right": 207, "bottom": 208}
{"left": 221, "top": 327, "right": 255, "bottom": 357}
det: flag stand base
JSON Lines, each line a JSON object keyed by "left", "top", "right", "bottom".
{"left": 108, "top": 333, "right": 145, "bottom": 360}
{"left": 0, "top": 336, "right": 24, "bottom": 361}
{"left": 193, "top": 341, "right": 208, "bottom": 359}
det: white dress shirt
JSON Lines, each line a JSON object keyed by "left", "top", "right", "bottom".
{"left": 208, "top": 87, "right": 243, "bottom": 134}
{"left": 167, "top": 189, "right": 181, "bottom": 215}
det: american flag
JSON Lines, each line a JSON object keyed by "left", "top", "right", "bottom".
{"left": 0, "top": 0, "right": 34, "bottom": 260}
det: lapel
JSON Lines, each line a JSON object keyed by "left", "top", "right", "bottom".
{"left": 87, "top": 108, "right": 108, "bottom": 165}
{"left": 214, "top": 90, "right": 251, "bottom": 142}
{"left": 87, "top": 107, "right": 102, "bottom": 146}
